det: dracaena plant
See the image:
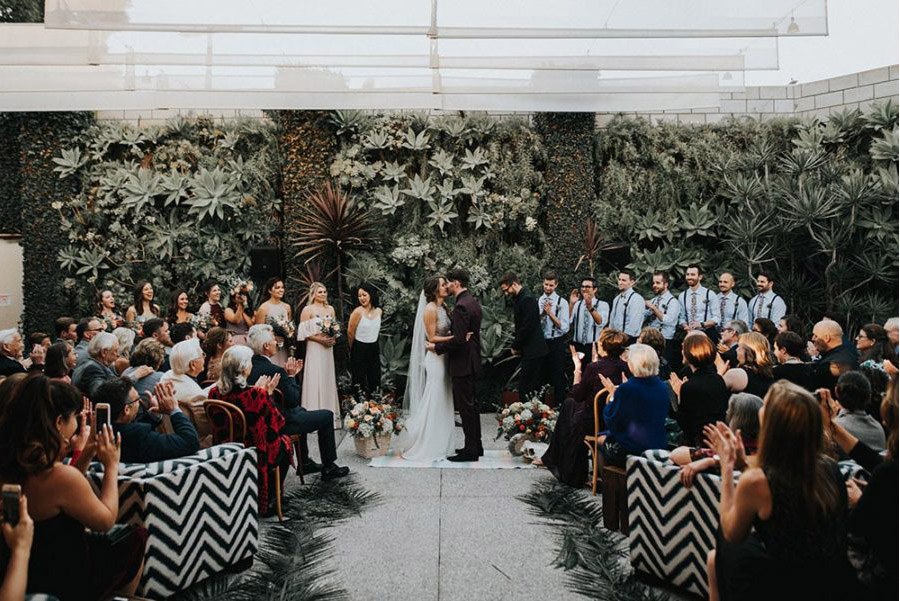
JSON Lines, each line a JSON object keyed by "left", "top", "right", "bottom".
{"left": 289, "top": 182, "right": 379, "bottom": 319}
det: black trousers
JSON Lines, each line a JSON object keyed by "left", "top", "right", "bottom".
{"left": 281, "top": 405, "right": 338, "bottom": 466}
{"left": 544, "top": 336, "right": 569, "bottom": 405}
{"left": 519, "top": 356, "right": 547, "bottom": 398}
{"left": 350, "top": 340, "right": 381, "bottom": 393}
{"left": 452, "top": 374, "right": 482, "bottom": 455}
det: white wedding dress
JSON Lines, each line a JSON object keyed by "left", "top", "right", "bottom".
{"left": 396, "top": 298, "right": 455, "bottom": 463}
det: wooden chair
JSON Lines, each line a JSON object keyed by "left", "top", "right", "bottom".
{"left": 583, "top": 389, "right": 610, "bottom": 496}
{"left": 270, "top": 388, "right": 305, "bottom": 484}
{"left": 203, "top": 399, "right": 286, "bottom": 521}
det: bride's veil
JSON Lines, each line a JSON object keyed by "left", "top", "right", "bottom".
{"left": 403, "top": 292, "right": 428, "bottom": 416}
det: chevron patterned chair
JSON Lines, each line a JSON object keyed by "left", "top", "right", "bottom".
{"left": 626, "top": 449, "right": 868, "bottom": 598}
{"left": 87, "top": 443, "right": 259, "bottom": 599}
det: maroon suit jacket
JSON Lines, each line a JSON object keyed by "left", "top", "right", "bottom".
{"left": 434, "top": 290, "right": 482, "bottom": 378}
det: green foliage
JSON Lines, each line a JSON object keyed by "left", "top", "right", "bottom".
{"left": 53, "top": 116, "right": 281, "bottom": 314}
{"left": 0, "top": 0, "right": 42, "bottom": 22}
{"left": 596, "top": 101, "right": 899, "bottom": 330}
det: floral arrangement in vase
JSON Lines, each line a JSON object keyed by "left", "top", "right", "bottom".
{"left": 495, "top": 386, "right": 557, "bottom": 443}
{"left": 344, "top": 398, "right": 404, "bottom": 439}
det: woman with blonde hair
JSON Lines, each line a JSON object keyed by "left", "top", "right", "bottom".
{"left": 722, "top": 332, "right": 775, "bottom": 397}
{"left": 297, "top": 282, "right": 341, "bottom": 428}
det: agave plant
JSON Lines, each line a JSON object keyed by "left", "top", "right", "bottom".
{"left": 289, "top": 182, "right": 378, "bottom": 319}
{"left": 52, "top": 147, "right": 86, "bottom": 179}
{"left": 119, "top": 168, "right": 162, "bottom": 214}
{"left": 186, "top": 167, "right": 243, "bottom": 221}
{"left": 370, "top": 184, "right": 404, "bottom": 215}
{"left": 863, "top": 98, "right": 898, "bottom": 132}
{"left": 380, "top": 334, "right": 410, "bottom": 389}
{"left": 869, "top": 128, "right": 899, "bottom": 164}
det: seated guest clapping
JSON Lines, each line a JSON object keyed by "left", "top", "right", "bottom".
{"left": 539, "top": 329, "right": 631, "bottom": 487}
{"left": 592, "top": 344, "right": 670, "bottom": 468}
{"left": 0, "top": 329, "right": 44, "bottom": 377}
{"left": 160, "top": 339, "right": 205, "bottom": 402}
{"left": 670, "top": 392, "right": 763, "bottom": 487}
{"left": 122, "top": 338, "right": 166, "bottom": 401}
{"left": 0, "top": 376, "right": 147, "bottom": 600}
{"left": 71, "top": 332, "right": 119, "bottom": 399}
{"left": 706, "top": 381, "right": 852, "bottom": 601}
{"left": 96, "top": 378, "right": 199, "bottom": 463}
{"left": 249, "top": 324, "right": 341, "bottom": 475}
{"left": 209, "top": 347, "right": 349, "bottom": 516}
{"left": 669, "top": 334, "right": 730, "bottom": 446}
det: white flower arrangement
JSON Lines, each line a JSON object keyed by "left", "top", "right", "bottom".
{"left": 343, "top": 399, "right": 405, "bottom": 439}
{"left": 495, "top": 386, "right": 557, "bottom": 443}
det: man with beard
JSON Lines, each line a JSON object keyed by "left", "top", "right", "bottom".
{"left": 609, "top": 270, "right": 645, "bottom": 344}
{"left": 677, "top": 264, "right": 719, "bottom": 342}
{"left": 748, "top": 270, "right": 787, "bottom": 325}
{"left": 644, "top": 271, "right": 681, "bottom": 367}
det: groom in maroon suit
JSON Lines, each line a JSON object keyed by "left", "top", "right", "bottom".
{"left": 429, "top": 267, "right": 483, "bottom": 462}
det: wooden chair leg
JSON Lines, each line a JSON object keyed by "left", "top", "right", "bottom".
{"left": 591, "top": 442, "right": 600, "bottom": 496}
{"left": 274, "top": 466, "right": 284, "bottom": 522}
{"left": 296, "top": 443, "right": 305, "bottom": 485}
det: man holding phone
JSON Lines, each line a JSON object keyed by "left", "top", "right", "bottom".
{"left": 94, "top": 378, "right": 200, "bottom": 464}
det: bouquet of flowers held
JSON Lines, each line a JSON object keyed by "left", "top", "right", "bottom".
{"left": 190, "top": 313, "right": 214, "bottom": 333}
{"left": 226, "top": 276, "right": 254, "bottom": 298}
{"left": 496, "top": 386, "right": 557, "bottom": 443}
{"left": 266, "top": 314, "right": 296, "bottom": 340}
{"left": 319, "top": 316, "right": 341, "bottom": 339}
{"left": 343, "top": 396, "right": 404, "bottom": 440}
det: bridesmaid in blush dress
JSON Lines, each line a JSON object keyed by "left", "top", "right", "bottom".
{"left": 298, "top": 282, "right": 341, "bottom": 429}
{"left": 254, "top": 277, "right": 292, "bottom": 366}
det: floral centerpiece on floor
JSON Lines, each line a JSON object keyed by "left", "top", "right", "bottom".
{"left": 496, "top": 386, "right": 557, "bottom": 454}
{"left": 344, "top": 389, "right": 404, "bottom": 458}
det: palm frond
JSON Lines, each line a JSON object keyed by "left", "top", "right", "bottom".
{"left": 518, "top": 478, "right": 671, "bottom": 601}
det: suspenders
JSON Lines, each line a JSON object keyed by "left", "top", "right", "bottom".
{"left": 616, "top": 291, "right": 636, "bottom": 331}
{"left": 680, "top": 288, "right": 712, "bottom": 322}
{"left": 575, "top": 299, "right": 598, "bottom": 344}
{"left": 545, "top": 295, "right": 563, "bottom": 338}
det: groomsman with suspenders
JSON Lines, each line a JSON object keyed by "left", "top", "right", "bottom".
{"left": 538, "top": 271, "right": 570, "bottom": 405}
{"left": 678, "top": 264, "right": 720, "bottom": 342}
{"left": 748, "top": 270, "right": 787, "bottom": 325}
{"left": 609, "top": 270, "right": 645, "bottom": 344}
{"left": 715, "top": 271, "right": 750, "bottom": 328}
{"left": 568, "top": 277, "right": 608, "bottom": 373}
{"left": 644, "top": 271, "right": 681, "bottom": 367}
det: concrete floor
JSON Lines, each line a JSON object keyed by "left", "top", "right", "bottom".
{"left": 290, "top": 414, "right": 574, "bottom": 601}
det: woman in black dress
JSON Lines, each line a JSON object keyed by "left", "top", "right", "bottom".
{"left": 670, "top": 334, "right": 730, "bottom": 446}
{"left": 539, "top": 328, "right": 630, "bottom": 487}
{"left": 706, "top": 380, "right": 851, "bottom": 601}
{"left": 723, "top": 332, "right": 775, "bottom": 398}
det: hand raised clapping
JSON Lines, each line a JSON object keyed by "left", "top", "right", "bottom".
{"left": 254, "top": 373, "right": 281, "bottom": 396}
{"left": 285, "top": 357, "right": 304, "bottom": 377}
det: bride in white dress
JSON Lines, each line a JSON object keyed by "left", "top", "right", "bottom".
{"left": 396, "top": 276, "right": 456, "bottom": 463}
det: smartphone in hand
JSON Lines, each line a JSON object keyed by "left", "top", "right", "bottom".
{"left": 95, "top": 403, "right": 112, "bottom": 430}
{"left": 2, "top": 483, "right": 21, "bottom": 526}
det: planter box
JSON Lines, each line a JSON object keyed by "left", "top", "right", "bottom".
{"left": 353, "top": 432, "right": 393, "bottom": 458}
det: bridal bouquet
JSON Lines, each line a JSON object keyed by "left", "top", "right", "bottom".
{"left": 319, "top": 316, "right": 341, "bottom": 339}
{"left": 343, "top": 398, "right": 404, "bottom": 439}
{"left": 266, "top": 315, "right": 296, "bottom": 339}
{"left": 226, "top": 276, "right": 254, "bottom": 298}
{"left": 496, "top": 387, "right": 557, "bottom": 443}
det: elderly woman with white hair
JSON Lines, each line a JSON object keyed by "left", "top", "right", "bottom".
{"left": 593, "top": 343, "right": 671, "bottom": 468}
{"left": 160, "top": 338, "right": 206, "bottom": 402}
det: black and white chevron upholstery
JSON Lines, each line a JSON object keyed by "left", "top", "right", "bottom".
{"left": 627, "top": 449, "right": 867, "bottom": 598}
{"left": 88, "top": 443, "right": 259, "bottom": 599}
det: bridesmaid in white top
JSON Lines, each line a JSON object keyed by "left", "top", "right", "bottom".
{"left": 298, "top": 282, "right": 341, "bottom": 428}
{"left": 347, "top": 283, "right": 383, "bottom": 394}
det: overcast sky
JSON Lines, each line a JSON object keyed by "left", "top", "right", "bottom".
{"left": 747, "top": 0, "right": 899, "bottom": 85}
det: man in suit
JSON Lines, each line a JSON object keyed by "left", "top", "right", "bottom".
{"left": 99, "top": 377, "right": 200, "bottom": 464}
{"left": 72, "top": 332, "right": 120, "bottom": 399}
{"left": 0, "top": 328, "right": 44, "bottom": 377}
{"left": 247, "top": 324, "right": 347, "bottom": 479}
{"left": 429, "top": 267, "right": 483, "bottom": 462}
{"left": 499, "top": 272, "right": 549, "bottom": 398}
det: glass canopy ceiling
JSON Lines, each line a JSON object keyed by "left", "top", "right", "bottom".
{"left": 0, "top": 0, "right": 827, "bottom": 112}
